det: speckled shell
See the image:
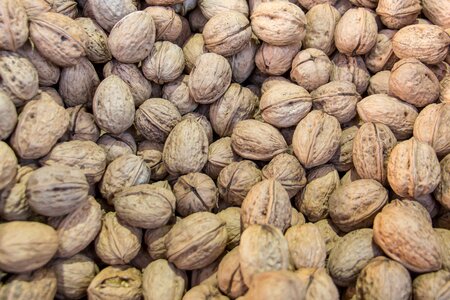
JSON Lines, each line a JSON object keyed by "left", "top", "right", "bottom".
{"left": 392, "top": 24, "right": 450, "bottom": 64}
{"left": 10, "top": 95, "right": 69, "bottom": 159}
{"left": 199, "top": 0, "right": 249, "bottom": 19}
{"left": 435, "top": 154, "right": 450, "bottom": 210}
{"left": 376, "top": 0, "right": 421, "bottom": 29}
{"left": 142, "top": 41, "right": 185, "bottom": 84}
{"left": 357, "top": 94, "right": 418, "bottom": 140}
{"left": 142, "top": 259, "right": 187, "bottom": 300}
{"left": 29, "top": 12, "right": 87, "bottom": 67}
{"left": 373, "top": 200, "right": 443, "bottom": 272}
{"left": 75, "top": 17, "right": 112, "bottom": 63}
{"left": 108, "top": 11, "right": 155, "bottom": 63}
{"left": 0, "top": 0, "right": 29, "bottom": 51}
{"left": 251, "top": 2, "right": 306, "bottom": 46}
{"left": 331, "top": 53, "right": 370, "bottom": 95}
{"left": 422, "top": 0, "right": 450, "bottom": 28}
{"left": 365, "top": 29, "right": 398, "bottom": 73}
{"left": 387, "top": 138, "right": 441, "bottom": 198}
{"left": 145, "top": 6, "right": 182, "bottom": 42}
{"left": 89, "top": 0, "right": 137, "bottom": 31}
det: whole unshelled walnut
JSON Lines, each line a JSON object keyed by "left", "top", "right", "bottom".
{"left": 435, "top": 154, "right": 450, "bottom": 210}
{"left": 75, "top": 17, "right": 112, "bottom": 64}
{"left": 0, "top": 92, "right": 17, "bottom": 140}
{"left": 89, "top": 0, "right": 137, "bottom": 32}
{"left": 376, "top": 0, "right": 421, "bottom": 29}
{"left": 144, "top": 6, "right": 183, "bottom": 42}
{"left": 255, "top": 42, "right": 301, "bottom": 76}
{"left": 365, "top": 29, "right": 399, "bottom": 73}
{"left": 0, "top": 0, "right": 29, "bottom": 51}
{"left": 65, "top": 105, "right": 100, "bottom": 142}
{"left": 199, "top": 0, "right": 249, "bottom": 19}
{"left": 291, "top": 48, "right": 332, "bottom": 92}
{"left": 0, "top": 141, "right": 17, "bottom": 191}
{"left": 142, "top": 41, "right": 185, "bottom": 84}
{"left": 331, "top": 53, "right": 370, "bottom": 95}
{"left": 142, "top": 259, "right": 187, "bottom": 300}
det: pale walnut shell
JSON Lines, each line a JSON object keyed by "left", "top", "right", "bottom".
{"left": 422, "top": 0, "right": 450, "bottom": 28}
{"left": 145, "top": 6, "right": 182, "bottom": 42}
{"left": 255, "top": 42, "right": 301, "bottom": 76}
{"left": 392, "top": 24, "right": 450, "bottom": 65}
{"left": 162, "top": 75, "right": 197, "bottom": 114}
{"left": 414, "top": 103, "right": 450, "bottom": 158}
{"left": 146, "top": 0, "right": 185, "bottom": 5}
{"left": 435, "top": 228, "right": 450, "bottom": 271}
{"left": 327, "top": 228, "right": 383, "bottom": 286}
{"left": 137, "top": 149, "right": 167, "bottom": 181}
{"left": 144, "top": 222, "right": 175, "bottom": 260}
{"left": 29, "top": 12, "right": 87, "bottom": 67}
{"left": 374, "top": 200, "right": 443, "bottom": 272}
{"left": 51, "top": 196, "right": 102, "bottom": 258}
{"left": 352, "top": 122, "right": 397, "bottom": 185}
{"left": 330, "top": 126, "right": 358, "bottom": 172}
{"left": 376, "top": 0, "right": 421, "bottom": 29}
{"left": 0, "top": 0, "right": 29, "bottom": 51}
{"left": 143, "top": 42, "right": 184, "bottom": 85}
{"left": 75, "top": 17, "right": 112, "bottom": 63}
{"left": 165, "top": 212, "right": 227, "bottom": 270}
{"left": 198, "top": 0, "right": 249, "bottom": 19}
{"left": 0, "top": 51, "right": 39, "bottom": 106}
{"left": 354, "top": 257, "right": 412, "bottom": 300}
{"left": 365, "top": 29, "right": 399, "bottom": 73}
{"left": 298, "top": 0, "right": 337, "bottom": 10}
{"left": 190, "top": 257, "right": 222, "bottom": 287}
{"left": 311, "top": 81, "right": 360, "bottom": 124}
{"left": 217, "top": 207, "right": 241, "bottom": 250}
{"left": 295, "top": 268, "right": 340, "bottom": 300}
{"left": 87, "top": 266, "right": 142, "bottom": 300}
{"left": 435, "top": 154, "right": 450, "bottom": 210}
{"left": 20, "top": 0, "right": 51, "bottom": 18}
{"left": 335, "top": 8, "right": 378, "bottom": 56}
{"left": 441, "top": 74, "right": 450, "bottom": 103}
{"left": 387, "top": 138, "right": 440, "bottom": 198}
{"left": 357, "top": 94, "right": 418, "bottom": 140}
{"left": 245, "top": 270, "right": 307, "bottom": 300}
{"left": 108, "top": 11, "right": 155, "bottom": 63}
{"left": 389, "top": 58, "right": 440, "bottom": 107}
{"left": 183, "top": 280, "right": 229, "bottom": 300}
{"left": 290, "top": 48, "right": 332, "bottom": 92}
{"left": 331, "top": 53, "right": 370, "bottom": 95}
{"left": 367, "top": 70, "right": 391, "bottom": 95}
{"left": 17, "top": 42, "right": 60, "bottom": 87}
{"left": 135, "top": 98, "right": 181, "bottom": 143}
{"left": 163, "top": 118, "right": 209, "bottom": 176}
{"left": 104, "top": 60, "right": 152, "bottom": 107}
{"left": 217, "top": 160, "right": 262, "bottom": 206}
{"left": 100, "top": 154, "right": 150, "bottom": 201}
{"left": 50, "top": 0, "right": 78, "bottom": 18}
{"left": 413, "top": 270, "right": 450, "bottom": 300}
{"left": 314, "top": 219, "right": 342, "bottom": 255}
{"left": 217, "top": 247, "right": 248, "bottom": 298}
{"left": 329, "top": 179, "right": 388, "bottom": 232}
{"left": 349, "top": 0, "right": 377, "bottom": 8}
{"left": 0, "top": 165, "right": 33, "bottom": 221}
{"left": 251, "top": 2, "right": 306, "bottom": 46}
{"left": 142, "top": 259, "right": 187, "bottom": 300}
{"left": 173, "top": 172, "right": 218, "bottom": 217}
{"left": 59, "top": 57, "right": 99, "bottom": 107}
{"left": 182, "top": 112, "right": 214, "bottom": 144}
{"left": 0, "top": 91, "right": 17, "bottom": 140}
{"left": 0, "top": 221, "right": 58, "bottom": 273}
{"left": 239, "top": 224, "right": 290, "bottom": 286}
{"left": 93, "top": 75, "right": 135, "bottom": 135}
{"left": 304, "top": 4, "right": 341, "bottom": 56}
{"left": 241, "top": 179, "right": 292, "bottom": 232}
{"left": 231, "top": 119, "right": 288, "bottom": 161}
{"left": 209, "top": 83, "right": 256, "bottom": 137}
{"left": 203, "top": 11, "right": 252, "bottom": 57}
{"left": 89, "top": 0, "right": 137, "bottom": 31}
{"left": 293, "top": 110, "right": 341, "bottom": 169}
{"left": 189, "top": 53, "right": 232, "bottom": 104}
{"left": 10, "top": 94, "right": 69, "bottom": 159}
{"left": 296, "top": 165, "right": 340, "bottom": 222}
{"left": 229, "top": 36, "right": 259, "bottom": 83}
{"left": 285, "top": 223, "right": 327, "bottom": 269}
{"left": 0, "top": 141, "right": 17, "bottom": 191}
{"left": 95, "top": 212, "right": 142, "bottom": 265}
{"left": 183, "top": 33, "right": 207, "bottom": 74}
{"left": 262, "top": 153, "right": 306, "bottom": 198}
{"left": 97, "top": 131, "right": 137, "bottom": 164}
{"left": 114, "top": 184, "right": 176, "bottom": 229}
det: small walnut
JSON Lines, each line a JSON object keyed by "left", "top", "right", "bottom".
{"left": 290, "top": 48, "right": 332, "bottom": 92}
{"left": 199, "top": 0, "right": 249, "bottom": 19}
{"left": 435, "top": 154, "right": 450, "bottom": 210}
{"left": 182, "top": 112, "right": 214, "bottom": 144}
{"left": 314, "top": 219, "right": 342, "bottom": 255}
{"left": 422, "top": 0, "right": 450, "bottom": 28}
{"left": 255, "top": 42, "right": 301, "bottom": 76}
{"left": 137, "top": 149, "right": 167, "bottom": 181}
{"left": 142, "top": 259, "right": 187, "bottom": 300}
{"left": 97, "top": 131, "right": 137, "bottom": 163}
{"left": 0, "top": 92, "right": 17, "bottom": 140}
{"left": 367, "top": 70, "right": 391, "bottom": 95}
{"left": 204, "top": 137, "right": 241, "bottom": 180}
{"left": 183, "top": 33, "right": 207, "bottom": 74}
{"left": 0, "top": 165, "right": 33, "bottom": 221}
{"left": 142, "top": 41, "right": 185, "bottom": 84}
{"left": 88, "top": 266, "right": 142, "bottom": 300}
{"left": 89, "top": 0, "right": 136, "bottom": 31}
{"left": 145, "top": 6, "right": 182, "bottom": 42}
{"left": 144, "top": 220, "right": 175, "bottom": 260}
{"left": 65, "top": 105, "right": 100, "bottom": 142}
{"left": 75, "top": 17, "right": 112, "bottom": 64}
{"left": 330, "top": 126, "right": 359, "bottom": 172}
{"left": 331, "top": 53, "right": 370, "bottom": 95}
{"left": 162, "top": 75, "right": 197, "bottom": 114}
{"left": 217, "top": 247, "right": 248, "bottom": 298}
{"left": 376, "top": 0, "right": 421, "bottom": 29}
{"left": 217, "top": 207, "right": 241, "bottom": 250}
{"left": 365, "top": 29, "right": 399, "bottom": 73}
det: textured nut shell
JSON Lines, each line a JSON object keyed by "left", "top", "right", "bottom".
{"left": 434, "top": 229, "right": 450, "bottom": 270}
{"left": 182, "top": 112, "right": 214, "bottom": 144}
{"left": 373, "top": 199, "right": 443, "bottom": 272}
{"left": 368, "top": 70, "right": 391, "bottom": 95}
{"left": 210, "top": 83, "right": 256, "bottom": 137}
{"left": 231, "top": 119, "right": 288, "bottom": 161}
{"left": 293, "top": 110, "right": 341, "bottom": 169}
{"left": 75, "top": 17, "right": 111, "bottom": 63}
{"left": 89, "top": 0, "right": 137, "bottom": 32}
{"left": 145, "top": 6, "right": 182, "bottom": 42}
{"left": 329, "top": 179, "right": 388, "bottom": 232}
{"left": 245, "top": 270, "right": 306, "bottom": 300}
{"left": 52, "top": 196, "right": 102, "bottom": 258}
{"left": 376, "top": 0, "right": 421, "bottom": 29}
{"left": 19, "top": 0, "right": 51, "bottom": 18}
{"left": 315, "top": 219, "right": 342, "bottom": 254}
{"left": 413, "top": 270, "right": 450, "bottom": 300}
{"left": 290, "top": 48, "right": 332, "bottom": 92}
{"left": 217, "top": 247, "right": 248, "bottom": 298}
{"left": 29, "top": 12, "right": 87, "bottom": 67}
{"left": 335, "top": 8, "right": 378, "bottom": 55}
{"left": 392, "top": 24, "right": 450, "bottom": 65}
{"left": 255, "top": 42, "right": 301, "bottom": 76}
{"left": 142, "top": 259, "right": 187, "bottom": 300}
{"left": 0, "top": 92, "right": 17, "bottom": 140}
{"left": 0, "top": 141, "right": 17, "bottom": 191}
{"left": 199, "top": 0, "right": 249, "bottom": 19}
{"left": 327, "top": 228, "right": 383, "bottom": 286}
{"left": 217, "top": 207, "right": 241, "bottom": 250}
{"left": 331, "top": 53, "right": 370, "bottom": 95}
{"left": 0, "top": 0, "right": 29, "bottom": 51}
{"left": 163, "top": 118, "right": 209, "bottom": 175}
{"left": 354, "top": 257, "right": 412, "bottom": 300}
{"left": 435, "top": 154, "right": 450, "bottom": 210}
{"left": 0, "top": 165, "right": 33, "bottom": 221}
{"left": 422, "top": 0, "right": 450, "bottom": 28}
{"left": 241, "top": 179, "right": 291, "bottom": 232}
{"left": 365, "top": 29, "right": 398, "bottom": 73}
{"left": 251, "top": 2, "right": 306, "bottom": 46}
{"left": 97, "top": 132, "right": 137, "bottom": 163}
{"left": 11, "top": 95, "right": 69, "bottom": 159}
{"left": 162, "top": 75, "right": 197, "bottom": 114}
{"left": 165, "top": 212, "right": 227, "bottom": 270}
{"left": 357, "top": 94, "right": 418, "bottom": 140}
{"left": 239, "top": 225, "right": 290, "bottom": 286}
{"left": 387, "top": 138, "right": 440, "bottom": 198}
{"left": 296, "top": 268, "right": 339, "bottom": 300}
{"left": 330, "top": 126, "right": 358, "bottom": 172}
{"left": 144, "top": 222, "right": 174, "bottom": 260}
{"left": 189, "top": 53, "right": 232, "bottom": 104}
{"left": 93, "top": 75, "right": 135, "bottom": 135}
{"left": 183, "top": 33, "right": 206, "bottom": 73}
{"left": 143, "top": 41, "right": 184, "bottom": 85}
{"left": 0, "top": 221, "right": 58, "bottom": 273}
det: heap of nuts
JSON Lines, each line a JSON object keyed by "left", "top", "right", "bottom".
{"left": 0, "top": 0, "right": 450, "bottom": 299}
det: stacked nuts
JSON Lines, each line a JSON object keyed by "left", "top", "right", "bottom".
{"left": 0, "top": 0, "right": 450, "bottom": 299}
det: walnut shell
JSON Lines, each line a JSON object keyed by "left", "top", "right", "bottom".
{"left": 217, "top": 247, "right": 248, "bottom": 298}
{"left": 0, "top": 141, "right": 17, "bottom": 191}
{"left": 293, "top": 110, "right": 341, "bottom": 169}
{"left": 329, "top": 179, "right": 388, "bottom": 232}
{"left": 422, "top": 0, "right": 450, "bottom": 28}
{"left": 11, "top": 95, "right": 69, "bottom": 159}
{"left": 331, "top": 53, "right": 370, "bottom": 95}
{"left": 142, "top": 41, "right": 185, "bottom": 84}
{"left": 251, "top": 2, "right": 306, "bottom": 46}
{"left": 330, "top": 126, "right": 358, "bottom": 172}
{"left": 217, "top": 207, "right": 241, "bottom": 250}
{"left": 162, "top": 75, "right": 197, "bottom": 115}
{"left": 365, "top": 29, "right": 399, "bottom": 73}
{"left": 20, "top": 0, "right": 51, "bottom": 18}
{"left": 255, "top": 42, "right": 301, "bottom": 76}
{"left": 0, "top": 92, "right": 17, "bottom": 140}
{"left": 165, "top": 212, "right": 227, "bottom": 270}
{"left": 245, "top": 270, "right": 306, "bottom": 300}
{"left": 436, "top": 228, "right": 450, "bottom": 271}
{"left": 239, "top": 225, "right": 290, "bottom": 286}
{"left": 296, "top": 268, "right": 339, "bottom": 300}
{"left": 367, "top": 70, "right": 391, "bottom": 95}
{"left": 0, "top": 165, "right": 33, "bottom": 221}
{"left": 387, "top": 138, "right": 441, "bottom": 198}
{"left": 435, "top": 154, "right": 450, "bottom": 210}
{"left": 188, "top": 7, "right": 208, "bottom": 33}
{"left": 392, "top": 24, "right": 450, "bottom": 64}
{"left": 0, "top": 221, "right": 58, "bottom": 273}
{"left": 182, "top": 112, "right": 214, "bottom": 144}
{"left": 89, "top": 0, "right": 137, "bottom": 31}
{"left": 145, "top": 6, "right": 182, "bottom": 42}
{"left": 413, "top": 270, "right": 450, "bottom": 300}
{"left": 93, "top": 75, "right": 135, "bottom": 135}
{"left": 97, "top": 131, "right": 137, "bottom": 163}
{"left": 314, "top": 218, "right": 342, "bottom": 255}
{"left": 0, "top": 0, "right": 29, "bottom": 51}
{"left": 182, "top": 33, "right": 207, "bottom": 74}
{"left": 142, "top": 259, "right": 187, "bottom": 300}
{"left": 144, "top": 221, "right": 175, "bottom": 260}
{"left": 373, "top": 200, "right": 443, "bottom": 272}
{"left": 290, "top": 48, "right": 332, "bottom": 92}
{"left": 376, "top": 0, "right": 421, "bottom": 29}
{"left": 357, "top": 94, "right": 418, "bottom": 140}
{"left": 199, "top": 0, "right": 249, "bottom": 19}
{"left": 228, "top": 34, "right": 257, "bottom": 83}
{"left": 75, "top": 17, "right": 112, "bottom": 64}
{"left": 204, "top": 137, "right": 241, "bottom": 180}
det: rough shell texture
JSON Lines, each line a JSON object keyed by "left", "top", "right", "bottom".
{"left": 142, "top": 259, "right": 187, "bottom": 300}
{"left": 368, "top": 70, "right": 391, "bottom": 95}
{"left": 373, "top": 200, "right": 443, "bottom": 273}
{"left": 413, "top": 270, "right": 450, "bottom": 300}
{"left": 365, "top": 29, "right": 398, "bottom": 73}
{"left": 204, "top": 137, "right": 241, "bottom": 180}
{"left": 0, "top": 142, "right": 17, "bottom": 191}
{"left": 97, "top": 132, "right": 137, "bottom": 163}
{"left": 331, "top": 53, "right": 370, "bottom": 95}
{"left": 75, "top": 17, "right": 112, "bottom": 64}
{"left": 217, "top": 207, "right": 242, "bottom": 250}
{"left": 422, "top": 0, "right": 450, "bottom": 28}
{"left": 183, "top": 33, "right": 206, "bottom": 74}
{"left": 255, "top": 42, "right": 301, "bottom": 76}
{"left": 296, "top": 268, "right": 339, "bottom": 300}
{"left": 0, "top": 0, "right": 29, "bottom": 51}
{"left": 244, "top": 270, "right": 306, "bottom": 300}
{"left": 290, "top": 48, "right": 332, "bottom": 92}
{"left": 330, "top": 126, "right": 358, "bottom": 172}
{"left": 199, "top": 0, "right": 249, "bottom": 19}
{"left": 435, "top": 154, "right": 450, "bottom": 210}
{"left": 0, "top": 92, "right": 17, "bottom": 140}
{"left": 144, "top": 6, "right": 182, "bottom": 42}
{"left": 376, "top": 0, "right": 422, "bottom": 29}
{"left": 162, "top": 75, "right": 197, "bottom": 114}
{"left": 89, "top": 0, "right": 137, "bottom": 32}
{"left": 144, "top": 222, "right": 174, "bottom": 260}
{"left": 217, "top": 247, "right": 248, "bottom": 298}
